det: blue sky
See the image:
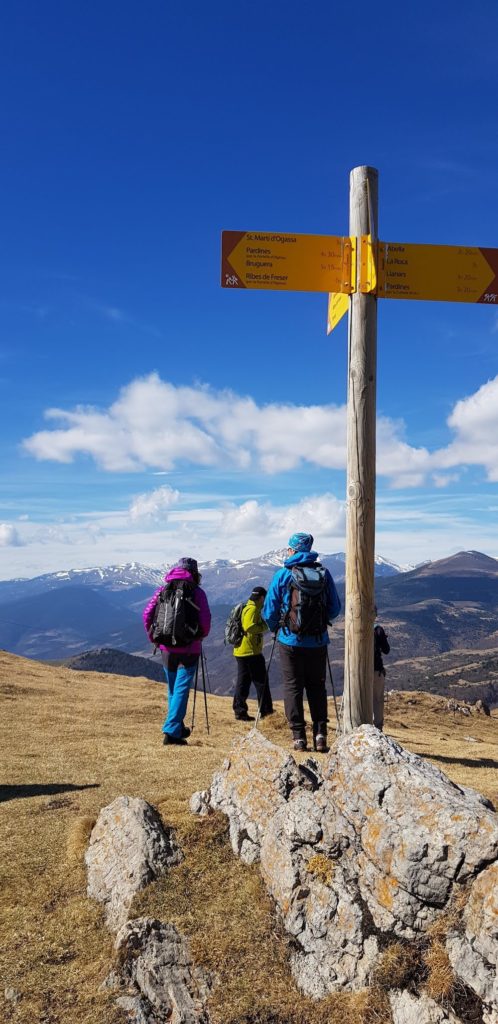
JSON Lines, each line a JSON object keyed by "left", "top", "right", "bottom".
{"left": 1, "top": 0, "right": 498, "bottom": 577}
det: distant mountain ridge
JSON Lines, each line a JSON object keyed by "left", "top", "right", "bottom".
{"left": 0, "top": 549, "right": 407, "bottom": 607}
{"left": 2, "top": 550, "right": 498, "bottom": 709}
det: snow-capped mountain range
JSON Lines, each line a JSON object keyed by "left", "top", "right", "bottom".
{"left": 0, "top": 550, "right": 409, "bottom": 660}
{"left": 0, "top": 550, "right": 410, "bottom": 605}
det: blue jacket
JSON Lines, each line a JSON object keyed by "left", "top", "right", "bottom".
{"left": 262, "top": 550, "right": 341, "bottom": 648}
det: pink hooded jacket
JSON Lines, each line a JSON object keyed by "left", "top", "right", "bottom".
{"left": 143, "top": 566, "right": 211, "bottom": 655}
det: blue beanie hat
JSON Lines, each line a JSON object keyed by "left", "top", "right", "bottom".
{"left": 287, "top": 532, "right": 314, "bottom": 552}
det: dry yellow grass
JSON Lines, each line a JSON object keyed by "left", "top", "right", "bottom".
{"left": 372, "top": 941, "right": 419, "bottom": 991}
{"left": 423, "top": 941, "right": 455, "bottom": 1001}
{"left": 1, "top": 651, "right": 497, "bottom": 1024}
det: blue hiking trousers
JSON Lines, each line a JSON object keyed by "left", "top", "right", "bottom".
{"left": 161, "top": 651, "right": 199, "bottom": 738}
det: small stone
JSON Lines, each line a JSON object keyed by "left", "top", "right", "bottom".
{"left": 4, "top": 988, "right": 21, "bottom": 1004}
{"left": 190, "top": 790, "right": 211, "bottom": 816}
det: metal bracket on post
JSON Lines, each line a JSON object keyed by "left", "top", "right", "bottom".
{"left": 340, "top": 236, "right": 357, "bottom": 294}
{"left": 360, "top": 235, "right": 377, "bottom": 294}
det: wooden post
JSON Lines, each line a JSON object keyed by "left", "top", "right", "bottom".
{"left": 342, "top": 165, "right": 378, "bottom": 733}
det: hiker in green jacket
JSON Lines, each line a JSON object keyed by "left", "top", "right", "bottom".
{"left": 233, "top": 587, "right": 273, "bottom": 721}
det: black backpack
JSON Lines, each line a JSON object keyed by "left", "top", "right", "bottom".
{"left": 282, "top": 564, "right": 329, "bottom": 638}
{"left": 149, "top": 581, "right": 201, "bottom": 647}
{"left": 224, "top": 602, "right": 246, "bottom": 647}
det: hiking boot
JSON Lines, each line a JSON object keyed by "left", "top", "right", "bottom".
{"left": 293, "top": 738, "right": 307, "bottom": 752}
{"left": 181, "top": 725, "right": 191, "bottom": 738}
{"left": 163, "top": 732, "right": 187, "bottom": 746}
{"left": 235, "top": 713, "right": 255, "bottom": 722}
{"left": 314, "top": 734, "right": 329, "bottom": 754}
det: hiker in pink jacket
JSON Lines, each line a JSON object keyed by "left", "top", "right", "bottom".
{"left": 143, "top": 557, "right": 211, "bottom": 745}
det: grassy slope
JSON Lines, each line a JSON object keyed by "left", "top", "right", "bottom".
{"left": 1, "top": 650, "right": 498, "bottom": 1024}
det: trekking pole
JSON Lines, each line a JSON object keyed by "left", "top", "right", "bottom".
{"left": 200, "top": 648, "right": 210, "bottom": 734}
{"left": 255, "top": 633, "right": 278, "bottom": 730}
{"left": 202, "top": 650, "right": 212, "bottom": 693}
{"left": 326, "top": 649, "right": 341, "bottom": 734}
{"left": 190, "top": 659, "right": 199, "bottom": 732}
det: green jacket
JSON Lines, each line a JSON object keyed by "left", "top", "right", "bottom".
{"left": 233, "top": 599, "right": 269, "bottom": 657}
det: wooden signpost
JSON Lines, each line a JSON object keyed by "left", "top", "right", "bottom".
{"left": 221, "top": 166, "right": 497, "bottom": 733}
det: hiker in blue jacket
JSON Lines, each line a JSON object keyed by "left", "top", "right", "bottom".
{"left": 263, "top": 532, "right": 341, "bottom": 753}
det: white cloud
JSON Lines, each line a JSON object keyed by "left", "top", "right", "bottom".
{"left": 21, "top": 372, "right": 419, "bottom": 484}
{"left": 439, "top": 376, "right": 498, "bottom": 481}
{"left": 3, "top": 485, "right": 498, "bottom": 581}
{"left": 221, "top": 493, "right": 346, "bottom": 544}
{"left": 20, "top": 370, "right": 498, "bottom": 490}
{"left": 129, "top": 485, "right": 180, "bottom": 522}
{"left": 0, "top": 523, "right": 23, "bottom": 547}
{"left": 432, "top": 472, "right": 460, "bottom": 488}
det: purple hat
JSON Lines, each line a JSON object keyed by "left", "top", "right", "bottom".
{"left": 177, "top": 557, "right": 199, "bottom": 576}
{"left": 287, "top": 532, "right": 314, "bottom": 552}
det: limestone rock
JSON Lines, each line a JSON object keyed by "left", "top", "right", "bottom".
{"left": 85, "top": 796, "right": 181, "bottom": 932}
{"left": 206, "top": 730, "right": 306, "bottom": 864}
{"left": 324, "top": 727, "right": 498, "bottom": 938}
{"left": 389, "top": 989, "right": 462, "bottom": 1023}
{"left": 447, "top": 861, "right": 498, "bottom": 1012}
{"left": 199, "top": 725, "right": 498, "bottom": 1001}
{"left": 115, "top": 917, "right": 212, "bottom": 1023}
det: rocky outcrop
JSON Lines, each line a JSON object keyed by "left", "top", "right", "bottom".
{"left": 324, "top": 724, "right": 496, "bottom": 938}
{"left": 389, "top": 990, "right": 462, "bottom": 1023}
{"left": 85, "top": 796, "right": 182, "bottom": 932}
{"left": 86, "top": 798, "right": 212, "bottom": 1022}
{"left": 193, "top": 725, "right": 498, "bottom": 1008}
{"left": 204, "top": 736, "right": 304, "bottom": 865}
{"left": 113, "top": 918, "right": 212, "bottom": 1024}
{"left": 447, "top": 860, "right": 498, "bottom": 1021}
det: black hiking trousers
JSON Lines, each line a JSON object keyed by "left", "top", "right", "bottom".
{"left": 278, "top": 642, "right": 328, "bottom": 741}
{"left": 233, "top": 654, "right": 273, "bottom": 718}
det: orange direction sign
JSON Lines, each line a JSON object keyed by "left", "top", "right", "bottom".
{"left": 377, "top": 241, "right": 498, "bottom": 304}
{"left": 221, "top": 231, "right": 354, "bottom": 293}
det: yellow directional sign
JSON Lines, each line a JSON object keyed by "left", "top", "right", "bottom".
{"left": 222, "top": 231, "right": 355, "bottom": 293}
{"left": 376, "top": 240, "right": 498, "bottom": 304}
{"left": 327, "top": 292, "right": 349, "bottom": 333}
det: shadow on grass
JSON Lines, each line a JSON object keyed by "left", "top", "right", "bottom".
{"left": 415, "top": 752, "right": 498, "bottom": 770}
{"left": 0, "top": 782, "right": 100, "bottom": 803}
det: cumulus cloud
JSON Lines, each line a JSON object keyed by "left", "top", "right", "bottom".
{"left": 129, "top": 485, "right": 180, "bottom": 522}
{"left": 19, "top": 372, "right": 411, "bottom": 483}
{"left": 21, "top": 370, "right": 498, "bottom": 488}
{"left": 221, "top": 493, "right": 345, "bottom": 542}
{"left": 0, "top": 523, "right": 23, "bottom": 547}
{"left": 437, "top": 376, "right": 498, "bottom": 482}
